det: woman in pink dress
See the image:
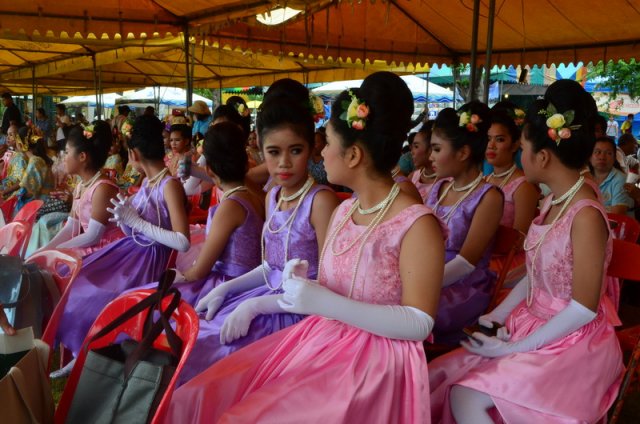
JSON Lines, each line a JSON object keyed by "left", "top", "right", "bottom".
{"left": 485, "top": 109, "right": 538, "bottom": 286}
{"left": 429, "top": 80, "right": 623, "bottom": 424}
{"left": 164, "top": 72, "right": 446, "bottom": 423}
{"left": 38, "top": 122, "right": 123, "bottom": 256}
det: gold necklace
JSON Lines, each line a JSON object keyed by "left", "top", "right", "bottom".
{"left": 523, "top": 177, "right": 585, "bottom": 306}
{"left": 319, "top": 184, "right": 400, "bottom": 298}
{"left": 261, "top": 180, "right": 315, "bottom": 290}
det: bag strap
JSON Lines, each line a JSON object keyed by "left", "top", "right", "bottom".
{"left": 141, "top": 269, "right": 176, "bottom": 336}
{"left": 124, "top": 287, "right": 183, "bottom": 377}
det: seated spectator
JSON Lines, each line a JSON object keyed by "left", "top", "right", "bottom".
{"left": 590, "top": 136, "right": 634, "bottom": 216}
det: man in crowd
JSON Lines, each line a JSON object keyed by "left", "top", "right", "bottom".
{"left": 1, "top": 93, "right": 22, "bottom": 147}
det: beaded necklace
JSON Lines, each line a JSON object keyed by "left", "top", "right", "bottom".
{"left": 433, "top": 173, "right": 484, "bottom": 224}
{"left": 488, "top": 163, "right": 517, "bottom": 189}
{"left": 261, "top": 176, "right": 315, "bottom": 290}
{"left": 319, "top": 184, "right": 400, "bottom": 299}
{"left": 131, "top": 168, "right": 169, "bottom": 247}
{"left": 523, "top": 176, "right": 585, "bottom": 306}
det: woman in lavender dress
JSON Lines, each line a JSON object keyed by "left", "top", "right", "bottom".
{"left": 52, "top": 115, "right": 190, "bottom": 377}
{"left": 426, "top": 102, "right": 504, "bottom": 345}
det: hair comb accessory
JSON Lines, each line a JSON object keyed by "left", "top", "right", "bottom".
{"left": 340, "top": 90, "right": 369, "bottom": 131}
{"left": 309, "top": 94, "right": 325, "bottom": 123}
{"left": 83, "top": 124, "right": 95, "bottom": 139}
{"left": 458, "top": 111, "right": 482, "bottom": 132}
{"left": 538, "top": 102, "right": 581, "bottom": 145}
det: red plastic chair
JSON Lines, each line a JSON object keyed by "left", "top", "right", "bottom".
{"left": 608, "top": 212, "right": 640, "bottom": 243}
{"left": 335, "top": 191, "right": 352, "bottom": 202}
{"left": 30, "top": 249, "right": 83, "bottom": 369}
{"left": 0, "top": 196, "right": 18, "bottom": 222}
{"left": 13, "top": 199, "right": 44, "bottom": 223}
{"left": 487, "top": 226, "right": 526, "bottom": 312}
{"left": 0, "top": 220, "right": 29, "bottom": 257}
{"left": 54, "top": 289, "right": 199, "bottom": 424}
{"left": 608, "top": 239, "right": 640, "bottom": 423}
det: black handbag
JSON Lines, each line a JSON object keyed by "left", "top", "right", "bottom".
{"left": 65, "top": 271, "right": 183, "bottom": 424}
{"left": 0, "top": 255, "right": 59, "bottom": 337}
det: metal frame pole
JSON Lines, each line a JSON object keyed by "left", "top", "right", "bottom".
{"left": 483, "top": 0, "right": 496, "bottom": 104}
{"left": 469, "top": 0, "right": 481, "bottom": 102}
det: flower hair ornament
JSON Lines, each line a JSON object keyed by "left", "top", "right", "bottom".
{"left": 309, "top": 94, "right": 325, "bottom": 123}
{"left": 538, "top": 103, "right": 581, "bottom": 145}
{"left": 83, "top": 124, "right": 95, "bottom": 139}
{"left": 235, "top": 102, "right": 251, "bottom": 118}
{"left": 458, "top": 111, "right": 482, "bottom": 132}
{"left": 513, "top": 108, "right": 526, "bottom": 127}
{"left": 340, "top": 90, "right": 369, "bottom": 131}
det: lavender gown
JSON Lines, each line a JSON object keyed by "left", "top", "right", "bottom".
{"left": 56, "top": 175, "right": 176, "bottom": 355}
{"left": 177, "top": 184, "right": 328, "bottom": 384}
{"left": 426, "top": 179, "right": 499, "bottom": 344}
{"left": 167, "top": 195, "right": 263, "bottom": 306}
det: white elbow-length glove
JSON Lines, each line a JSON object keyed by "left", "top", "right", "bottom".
{"left": 442, "top": 255, "right": 475, "bottom": 287}
{"left": 107, "top": 194, "right": 189, "bottom": 252}
{"left": 57, "top": 218, "right": 106, "bottom": 249}
{"left": 195, "top": 262, "right": 271, "bottom": 320}
{"left": 462, "top": 298, "right": 597, "bottom": 357}
{"left": 38, "top": 216, "right": 77, "bottom": 251}
{"left": 218, "top": 258, "right": 309, "bottom": 344}
{"left": 278, "top": 276, "right": 434, "bottom": 341}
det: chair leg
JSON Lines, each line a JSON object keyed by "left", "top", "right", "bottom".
{"left": 609, "top": 341, "right": 640, "bottom": 424}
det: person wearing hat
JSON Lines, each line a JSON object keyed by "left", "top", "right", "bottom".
{"left": 188, "top": 100, "right": 212, "bottom": 140}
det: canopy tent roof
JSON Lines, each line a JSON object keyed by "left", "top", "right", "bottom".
{"left": 205, "top": 0, "right": 640, "bottom": 67}
{"left": 313, "top": 75, "right": 453, "bottom": 102}
{"left": 61, "top": 92, "right": 121, "bottom": 107}
{"left": 2, "top": 1, "right": 640, "bottom": 96}
{"left": 118, "top": 87, "right": 212, "bottom": 107}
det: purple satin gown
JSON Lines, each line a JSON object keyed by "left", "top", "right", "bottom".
{"left": 176, "top": 184, "right": 329, "bottom": 384}
{"left": 426, "top": 179, "right": 499, "bottom": 344}
{"left": 56, "top": 175, "right": 176, "bottom": 355}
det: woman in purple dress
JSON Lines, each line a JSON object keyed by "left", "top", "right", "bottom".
{"left": 179, "top": 79, "right": 339, "bottom": 383}
{"left": 426, "top": 102, "right": 504, "bottom": 345}
{"left": 52, "top": 115, "right": 190, "bottom": 377}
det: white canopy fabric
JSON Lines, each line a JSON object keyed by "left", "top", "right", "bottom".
{"left": 61, "top": 93, "right": 122, "bottom": 107}
{"left": 312, "top": 75, "right": 453, "bottom": 102}
{"left": 118, "top": 87, "right": 213, "bottom": 107}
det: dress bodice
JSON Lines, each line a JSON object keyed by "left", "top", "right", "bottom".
{"left": 426, "top": 179, "right": 498, "bottom": 265}
{"left": 525, "top": 197, "right": 612, "bottom": 315}
{"left": 130, "top": 174, "right": 175, "bottom": 244}
{"left": 319, "top": 199, "right": 440, "bottom": 305}
{"left": 499, "top": 176, "right": 527, "bottom": 228}
{"left": 263, "top": 184, "right": 329, "bottom": 280}
{"left": 206, "top": 195, "right": 264, "bottom": 276}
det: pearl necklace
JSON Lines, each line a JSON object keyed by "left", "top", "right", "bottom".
{"left": 71, "top": 171, "right": 103, "bottom": 238}
{"left": 489, "top": 164, "right": 517, "bottom": 189}
{"left": 391, "top": 167, "right": 400, "bottom": 179}
{"left": 357, "top": 183, "right": 400, "bottom": 215}
{"left": 80, "top": 171, "right": 102, "bottom": 189}
{"left": 280, "top": 176, "right": 313, "bottom": 202}
{"left": 451, "top": 172, "right": 484, "bottom": 192}
{"left": 523, "top": 176, "right": 585, "bottom": 306}
{"left": 421, "top": 167, "right": 437, "bottom": 180}
{"left": 131, "top": 168, "right": 169, "bottom": 247}
{"left": 221, "top": 185, "right": 247, "bottom": 201}
{"left": 319, "top": 184, "right": 400, "bottom": 299}
{"left": 433, "top": 173, "right": 483, "bottom": 224}
{"left": 261, "top": 179, "right": 315, "bottom": 290}
{"left": 550, "top": 176, "right": 585, "bottom": 206}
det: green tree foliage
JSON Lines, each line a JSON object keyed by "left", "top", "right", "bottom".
{"left": 587, "top": 59, "right": 640, "bottom": 100}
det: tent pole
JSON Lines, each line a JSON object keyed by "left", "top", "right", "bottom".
{"left": 31, "top": 66, "right": 36, "bottom": 119}
{"left": 92, "top": 55, "right": 101, "bottom": 120}
{"left": 469, "top": 0, "right": 481, "bottom": 102}
{"left": 184, "top": 25, "right": 193, "bottom": 109}
{"left": 483, "top": 0, "right": 496, "bottom": 104}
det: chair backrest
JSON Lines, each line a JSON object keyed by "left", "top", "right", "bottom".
{"left": 607, "top": 238, "right": 640, "bottom": 281}
{"left": 0, "top": 196, "right": 18, "bottom": 222}
{"left": 0, "top": 220, "right": 29, "bottom": 257}
{"left": 13, "top": 199, "right": 44, "bottom": 224}
{"left": 31, "top": 249, "right": 83, "bottom": 350}
{"left": 335, "top": 192, "right": 352, "bottom": 202}
{"left": 608, "top": 212, "right": 640, "bottom": 243}
{"left": 55, "top": 289, "right": 199, "bottom": 424}
{"left": 487, "top": 225, "right": 525, "bottom": 311}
